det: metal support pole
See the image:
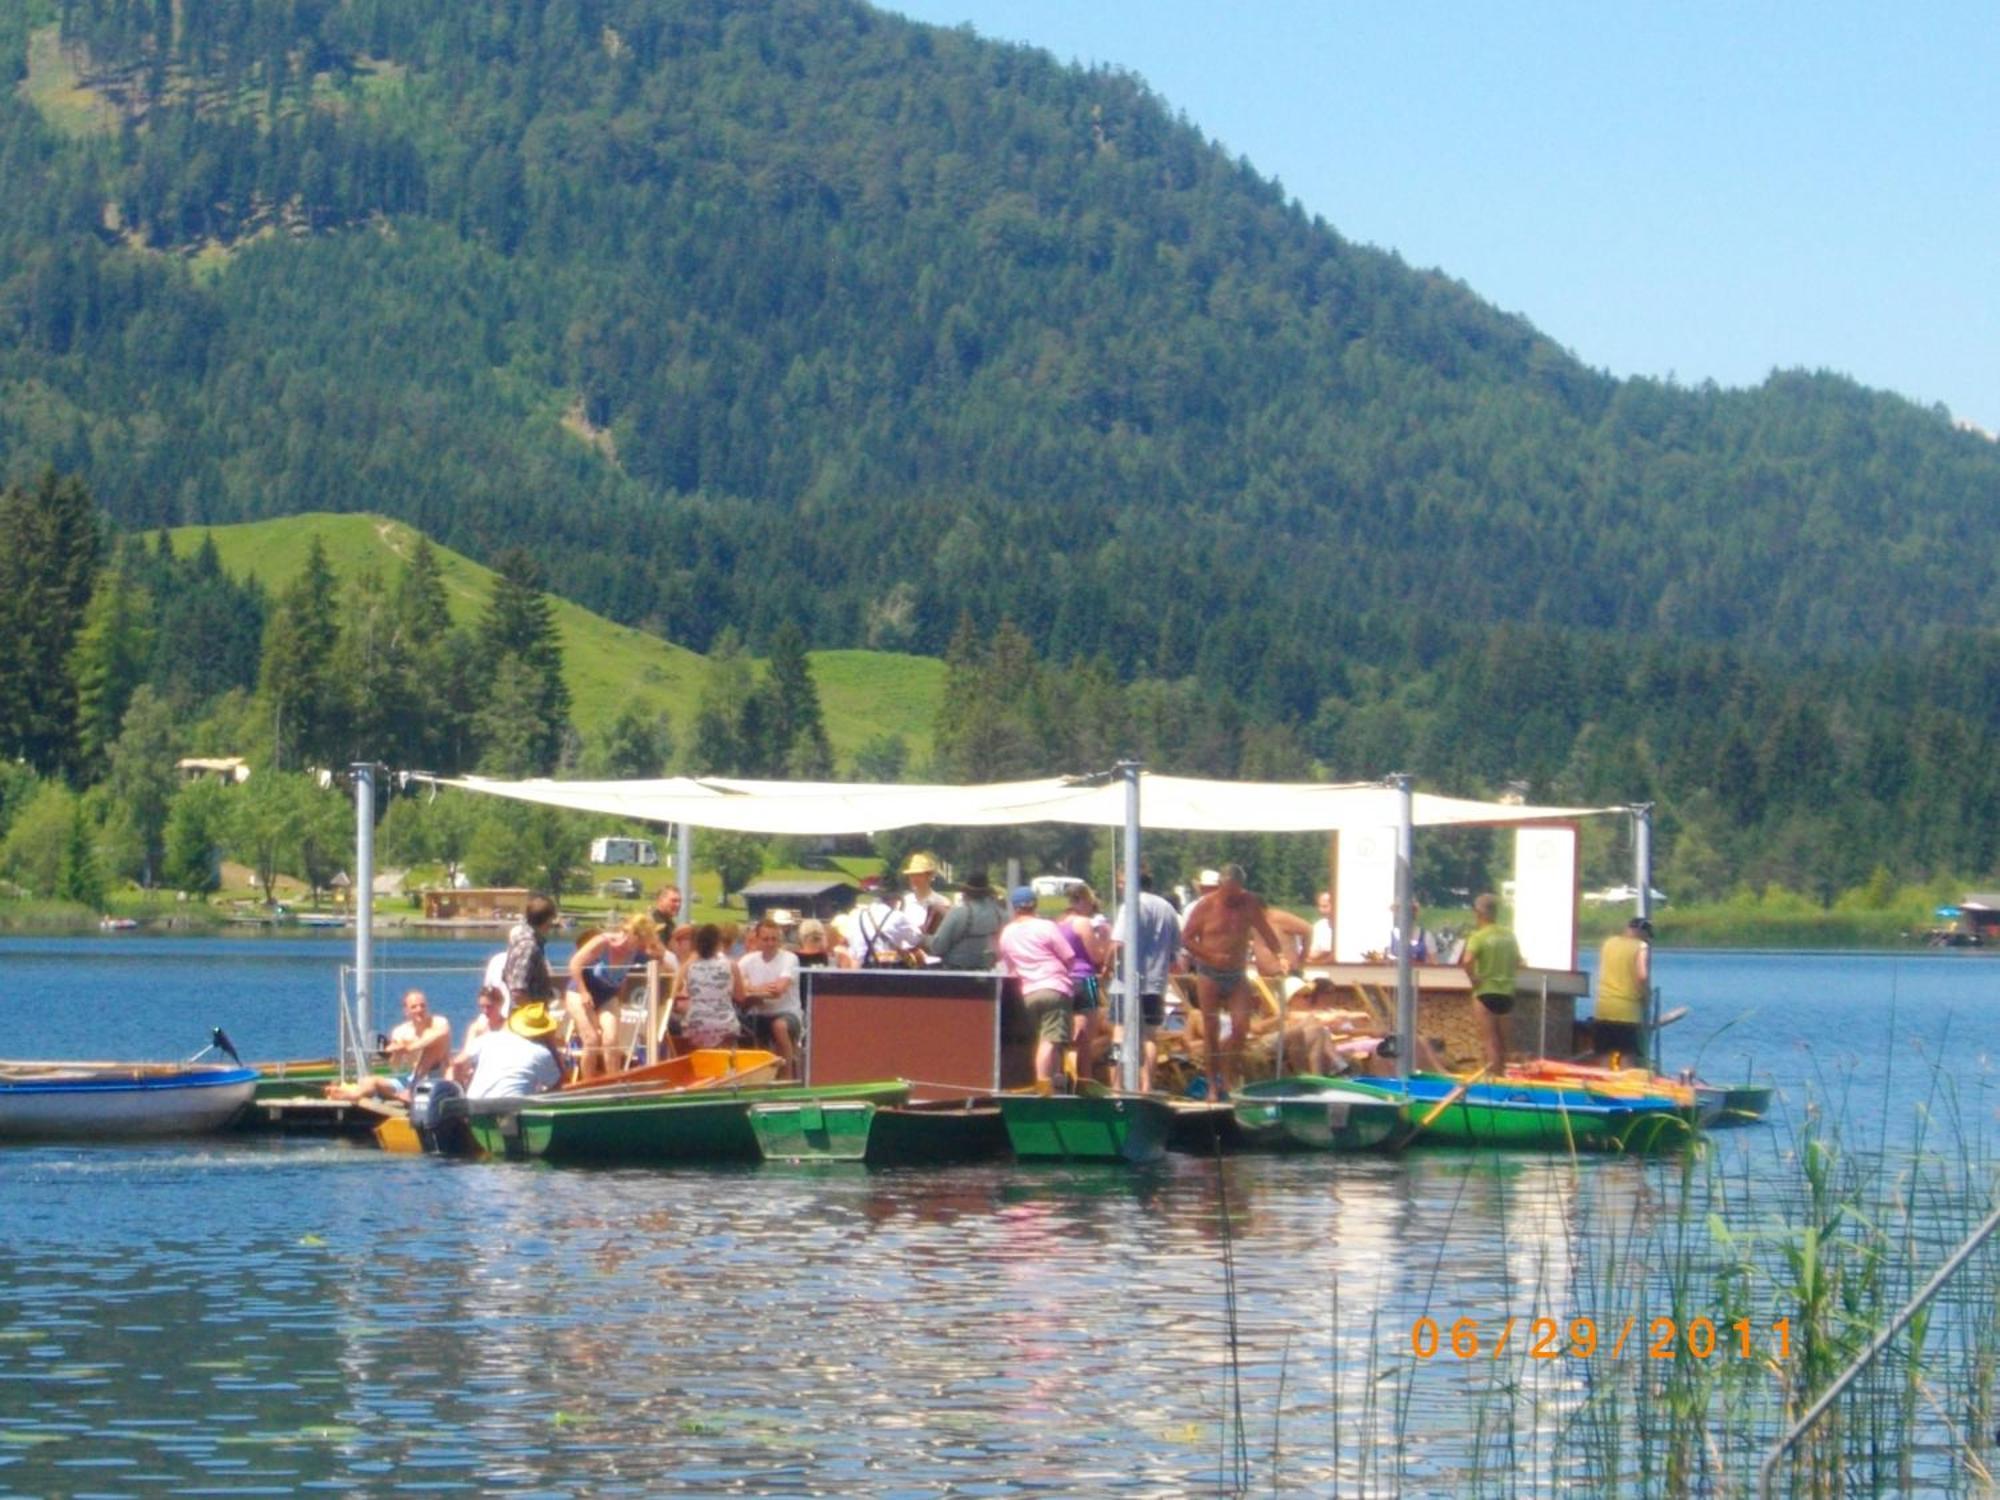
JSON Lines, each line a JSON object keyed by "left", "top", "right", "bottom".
{"left": 1119, "top": 761, "right": 1145, "bottom": 1095}
{"left": 352, "top": 763, "right": 376, "bottom": 1074}
{"left": 1634, "top": 802, "right": 1657, "bottom": 1071}
{"left": 677, "top": 821, "right": 694, "bottom": 920}
{"left": 1758, "top": 1191, "right": 2000, "bottom": 1498}
{"left": 1394, "top": 773, "right": 1416, "bottom": 1081}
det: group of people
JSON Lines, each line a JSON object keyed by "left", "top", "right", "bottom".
{"left": 327, "top": 859, "right": 1656, "bottom": 1109}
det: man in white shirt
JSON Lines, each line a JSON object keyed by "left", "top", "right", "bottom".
{"left": 737, "top": 918, "right": 804, "bottom": 1078}
{"left": 467, "top": 1001, "right": 567, "bottom": 1100}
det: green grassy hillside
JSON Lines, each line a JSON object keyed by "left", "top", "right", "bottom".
{"left": 167, "top": 514, "right": 940, "bottom": 765}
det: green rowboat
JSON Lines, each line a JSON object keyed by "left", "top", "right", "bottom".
{"left": 749, "top": 1098, "right": 876, "bottom": 1162}
{"left": 998, "top": 1089, "right": 1173, "bottom": 1164}
{"left": 1343, "top": 1075, "right": 1694, "bottom": 1154}
{"left": 468, "top": 1079, "right": 910, "bottom": 1165}
{"left": 749, "top": 1097, "right": 1012, "bottom": 1166}
{"left": 1230, "top": 1075, "right": 1408, "bottom": 1152}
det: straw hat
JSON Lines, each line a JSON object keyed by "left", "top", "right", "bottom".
{"left": 508, "top": 1002, "right": 560, "bottom": 1040}
{"left": 902, "top": 852, "right": 939, "bottom": 877}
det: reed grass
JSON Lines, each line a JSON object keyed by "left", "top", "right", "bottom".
{"left": 1268, "top": 1061, "right": 2000, "bottom": 1495}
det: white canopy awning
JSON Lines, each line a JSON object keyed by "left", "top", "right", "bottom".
{"left": 432, "top": 772, "right": 1620, "bottom": 836}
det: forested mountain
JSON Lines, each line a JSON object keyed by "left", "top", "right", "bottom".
{"left": 4, "top": 0, "right": 2000, "bottom": 901}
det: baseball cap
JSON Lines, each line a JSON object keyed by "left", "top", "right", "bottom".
{"left": 1009, "top": 885, "right": 1037, "bottom": 909}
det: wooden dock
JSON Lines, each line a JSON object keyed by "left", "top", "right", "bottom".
{"left": 241, "top": 1096, "right": 399, "bottom": 1139}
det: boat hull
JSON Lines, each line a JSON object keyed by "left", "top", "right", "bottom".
{"left": 0, "top": 1065, "right": 257, "bottom": 1140}
{"left": 1230, "top": 1076, "right": 1407, "bottom": 1152}
{"left": 998, "top": 1092, "right": 1173, "bottom": 1164}
{"left": 749, "top": 1099, "right": 876, "bottom": 1162}
{"left": 1345, "top": 1075, "right": 1692, "bottom": 1153}
{"left": 469, "top": 1080, "right": 910, "bottom": 1165}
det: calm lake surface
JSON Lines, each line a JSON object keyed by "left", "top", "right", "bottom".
{"left": 4, "top": 937, "right": 1999, "bottom": 1495}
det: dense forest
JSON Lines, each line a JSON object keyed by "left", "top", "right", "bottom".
{"left": 2, "top": 0, "right": 1999, "bottom": 906}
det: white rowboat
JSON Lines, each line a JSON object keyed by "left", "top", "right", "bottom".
{"left": 0, "top": 1062, "right": 257, "bottom": 1139}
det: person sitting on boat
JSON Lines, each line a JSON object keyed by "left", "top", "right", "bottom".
{"left": 1589, "top": 916, "right": 1653, "bottom": 1065}
{"left": 1180, "top": 864, "right": 1289, "bottom": 1099}
{"left": 325, "top": 990, "right": 452, "bottom": 1103}
{"left": 995, "top": 885, "right": 1080, "bottom": 1089}
{"left": 451, "top": 980, "right": 508, "bottom": 1086}
{"left": 1185, "top": 979, "right": 1334, "bottom": 1081}
{"left": 1462, "top": 893, "right": 1521, "bottom": 1073}
{"left": 565, "top": 914, "right": 666, "bottom": 1084}
{"left": 676, "top": 923, "right": 747, "bottom": 1049}
{"left": 466, "top": 1001, "right": 567, "bottom": 1100}
{"left": 924, "top": 869, "right": 1006, "bottom": 969}
{"left": 738, "top": 918, "right": 804, "bottom": 1078}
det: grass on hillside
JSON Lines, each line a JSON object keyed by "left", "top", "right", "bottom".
{"left": 166, "top": 513, "right": 941, "bottom": 765}
{"left": 21, "top": 25, "right": 118, "bottom": 138}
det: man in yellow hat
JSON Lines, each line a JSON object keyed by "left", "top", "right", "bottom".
{"left": 899, "top": 852, "right": 951, "bottom": 938}
{"left": 466, "top": 1001, "right": 568, "bottom": 1099}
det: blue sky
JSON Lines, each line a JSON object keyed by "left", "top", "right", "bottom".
{"left": 883, "top": 2, "right": 2000, "bottom": 433}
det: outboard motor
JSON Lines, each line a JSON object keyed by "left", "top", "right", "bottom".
{"left": 408, "top": 1077, "right": 468, "bottom": 1154}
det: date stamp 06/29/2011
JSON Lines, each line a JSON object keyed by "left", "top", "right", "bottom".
{"left": 1410, "top": 1316, "right": 1792, "bottom": 1363}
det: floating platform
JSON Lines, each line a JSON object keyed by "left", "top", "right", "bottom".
{"left": 240, "top": 1096, "right": 400, "bottom": 1138}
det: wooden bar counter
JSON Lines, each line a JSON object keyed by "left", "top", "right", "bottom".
{"left": 802, "top": 969, "right": 1035, "bottom": 1100}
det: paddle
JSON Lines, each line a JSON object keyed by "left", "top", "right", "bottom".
{"left": 1409, "top": 1067, "right": 1489, "bottom": 1138}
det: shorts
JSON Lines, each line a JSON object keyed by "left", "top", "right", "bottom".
{"left": 751, "top": 1012, "right": 803, "bottom": 1047}
{"left": 1071, "top": 975, "right": 1102, "bottom": 1013}
{"left": 1110, "top": 993, "right": 1165, "bottom": 1029}
{"left": 1475, "top": 992, "right": 1515, "bottom": 1016}
{"left": 1024, "top": 990, "right": 1071, "bottom": 1045}
{"left": 1194, "top": 963, "right": 1246, "bottom": 991}
{"left": 1592, "top": 1019, "right": 1645, "bottom": 1061}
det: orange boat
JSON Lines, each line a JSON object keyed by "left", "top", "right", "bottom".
{"left": 562, "top": 1047, "right": 783, "bottom": 1096}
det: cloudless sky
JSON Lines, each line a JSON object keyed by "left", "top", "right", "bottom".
{"left": 883, "top": 1, "right": 1999, "bottom": 432}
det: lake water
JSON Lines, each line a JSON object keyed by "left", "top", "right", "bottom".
{"left": 4, "top": 937, "right": 2000, "bottom": 1495}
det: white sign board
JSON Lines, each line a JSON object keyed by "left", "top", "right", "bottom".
{"left": 1513, "top": 825, "right": 1578, "bottom": 971}
{"left": 1334, "top": 827, "right": 1398, "bottom": 961}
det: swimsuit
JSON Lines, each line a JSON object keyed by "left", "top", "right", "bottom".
{"left": 1194, "top": 961, "right": 1247, "bottom": 989}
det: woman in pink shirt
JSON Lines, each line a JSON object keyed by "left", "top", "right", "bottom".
{"left": 995, "top": 886, "right": 1078, "bottom": 1088}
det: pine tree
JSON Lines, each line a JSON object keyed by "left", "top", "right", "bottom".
{"left": 0, "top": 470, "right": 103, "bottom": 778}
{"left": 761, "top": 621, "right": 833, "bottom": 779}
{"left": 70, "top": 558, "right": 155, "bottom": 784}
{"left": 479, "top": 547, "right": 571, "bottom": 774}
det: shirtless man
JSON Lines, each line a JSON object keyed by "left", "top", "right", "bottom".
{"left": 1179, "top": 864, "right": 1288, "bottom": 1097}
{"left": 326, "top": 989, "right": 451, "bottom": 1102}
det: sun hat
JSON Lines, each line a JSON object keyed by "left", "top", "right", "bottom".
{"left": 902, "top": 852, "right": 939, "bottom": 876}
{"left": 960, "top": 869, "right": 993, "bottom": 893}
{"left": 508, "top": 1002, "right": 560, "bottom": 1040}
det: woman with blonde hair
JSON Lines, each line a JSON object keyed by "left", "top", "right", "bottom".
{"left": 566, "top": 912, "right": 665, "bottom": 1082}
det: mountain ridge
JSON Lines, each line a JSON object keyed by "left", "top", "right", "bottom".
{"left": 1, "top": 0, "right": 1996, "bottom": 687}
